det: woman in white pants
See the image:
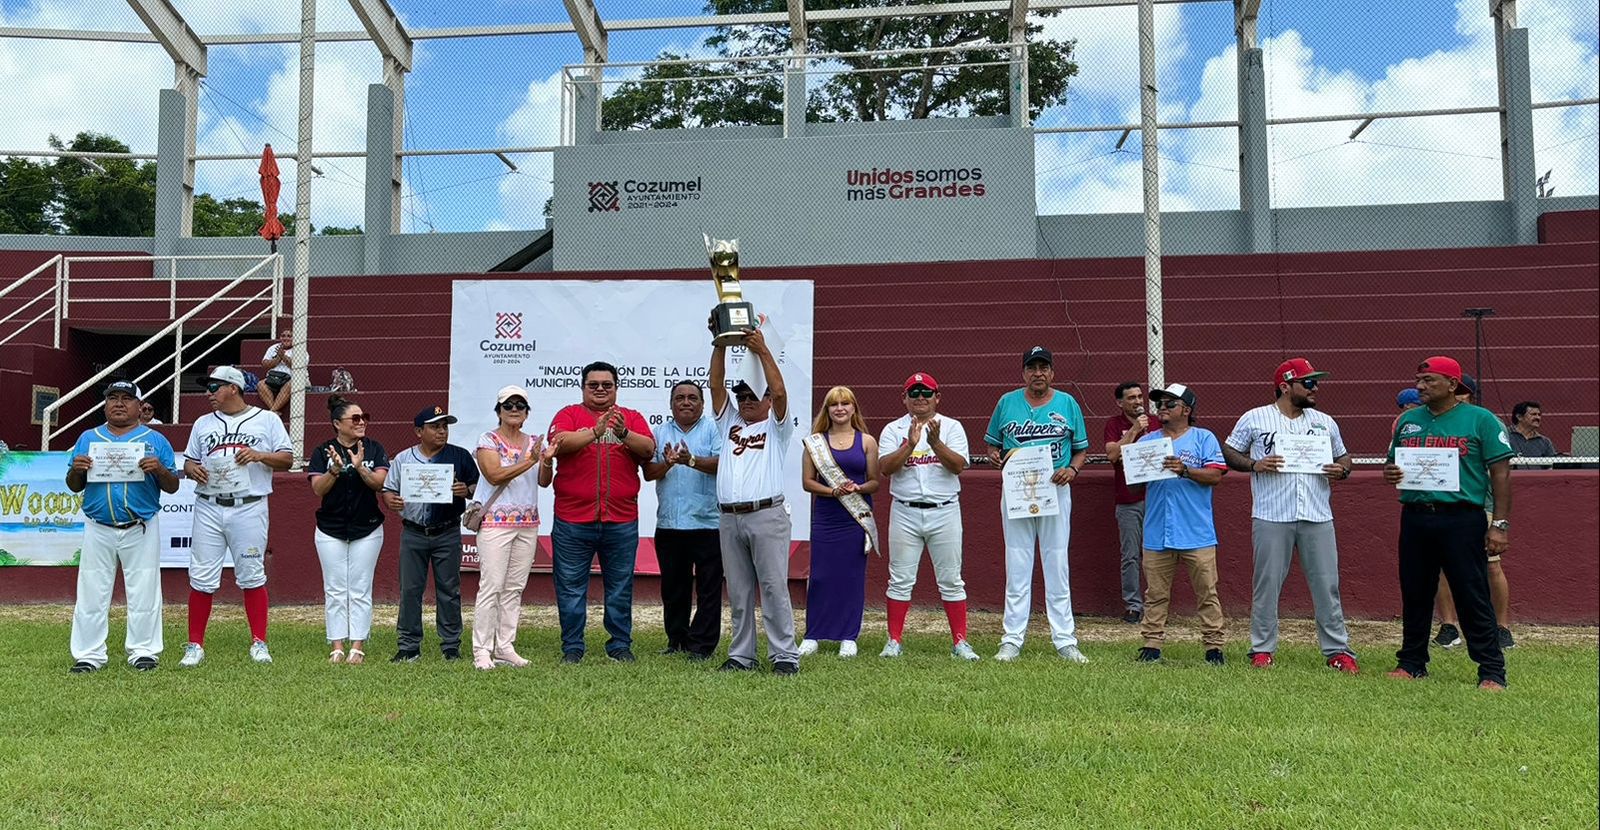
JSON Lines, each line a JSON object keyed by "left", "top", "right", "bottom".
{"left": 470, "top": 385, "right": 550, "bottom": 671}
{"left": 308, "top": 395, "right": 389, "bottom": 664}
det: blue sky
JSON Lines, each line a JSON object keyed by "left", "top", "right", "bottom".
{"left": 2, "top": 1, "right": 1596, "bottom": 230}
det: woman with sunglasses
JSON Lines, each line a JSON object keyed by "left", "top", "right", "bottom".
{"left": 799, "top": 386, "right": 880, "bottom": 658}
{"left": 307, "top": 395, "right": 389, "bottom": 664}
{"left": 470, "top": 385, "right": 551, "bottom": 671}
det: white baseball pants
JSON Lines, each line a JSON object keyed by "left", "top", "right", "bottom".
{"left": 886, "top": 501, "right": 967, "bottom": 602}
{"left": 314, "top": 527, "right": 385, "bottom": 642}
{"left": 1000, "top": 482, "right": 1079, "bottom": 650}
{"left": 189, "top": 497, "right": 269, "bottom": 592}
{"left": 70, "top": 520, "right": 164, "bottom": 667}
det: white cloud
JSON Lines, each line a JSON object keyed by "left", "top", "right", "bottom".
{"left": 486, "top": 69, "right": 564, "bottom": 231}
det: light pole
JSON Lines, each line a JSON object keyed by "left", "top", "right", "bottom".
{"left": 1463, "top": 307, "right": 1495, "bottom": 401}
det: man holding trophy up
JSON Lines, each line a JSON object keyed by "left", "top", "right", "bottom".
{"left": 704, "top": 237, "right": 801, "bottom": 676}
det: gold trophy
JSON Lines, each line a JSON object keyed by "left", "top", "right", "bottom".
{"left": 705, "top": 234, "right": 756, "bottom": 347}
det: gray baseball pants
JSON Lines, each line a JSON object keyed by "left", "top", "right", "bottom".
{"left": 1250, "top": 518, "right": 1352, "bottom": 656}
{"left": 1115, "top": 501, "right": 1145, "bottom": 613}
{"left": 720, "top": 504, "right": 799, "bottom": 666}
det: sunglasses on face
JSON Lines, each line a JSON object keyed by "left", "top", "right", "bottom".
{"left": 499, "top": 402, "right": 529, "bottom": 412}
{"left": 343, "top": 413, "right": 369, "bottom": 424}
{"left": 1292, "top": 378, "right": 1319, "bottom": 391}
{"left": 1157, "top": 399, "right": 1184, "bottom": 410}
{"left": 206, "top": 382, "right": 224, "bottom": 393}
{"left": 906, "top": 388, "right": 935, "bottom": 399}
{"left": 585, "top": 381, "right": 616, "bottom": 391}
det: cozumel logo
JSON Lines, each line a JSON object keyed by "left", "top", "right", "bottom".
{"left": 495, "top": 312, "right": 523, "bottom": 340}
{"left": 588, "top": 182, "right": 620, "bottom": 212}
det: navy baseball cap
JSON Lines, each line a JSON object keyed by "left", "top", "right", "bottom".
{"left": 1149, "top": 383, "right": 1198, "bottom": 409}
{"left": 1459, "top": 373, "right": 1478, "bottom": 397}
{"left": 1023, "top": 346, "right": 1053, "bottom": 368}
{"left": 414, "top": 405, "right": 457, "bottom": 428}
{"left": 104, "top": 380, "right": 140, "bottom": 398}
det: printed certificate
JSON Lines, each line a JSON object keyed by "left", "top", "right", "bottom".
{"left": 1002, "top": 444, "right": 1060, "bottom": 520}
{"left": 1395, "top": 446, "right": 1461, "bottom": 492}
{"left": 87, "top": 442, "right": 145, "bottom": 483}
{"left": 401, "top": 464, "right": 455, "bottom": 504}
{"left": 1123, "top": 437, "right": 1177, "bottom": 485}
{"left": 1274, "top": 433, "right": 1334, "bottom": 475}
{"left": 204, "top": 455, "right": 243, "bottom": 492}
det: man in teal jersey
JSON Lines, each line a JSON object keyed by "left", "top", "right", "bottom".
{"left": 983, "top": 346, "right": 1090, "bottom": 663}
{"left": 1383, "top": 356, "right": 1512, "bottom": 691}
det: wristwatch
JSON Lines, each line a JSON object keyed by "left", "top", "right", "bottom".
{"left": 1490, "top": 519, "right": 1510, "bottom": 531}
{"left": 686, "top": 455, "right": 697, "bottom": 468}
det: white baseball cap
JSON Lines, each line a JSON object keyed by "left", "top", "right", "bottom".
{"left": 207, "top": 366, "right": 248, "bottom": 390}
{"left": 496, "top": 384, "right": 530, "bottom": 405}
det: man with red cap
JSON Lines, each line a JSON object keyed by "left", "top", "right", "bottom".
{"left": 877, "top": 372, "right": 975, "bottom": 660}
{"left": 1223, "top": 358, "right": 1358, "bottom": 673}
{"left": 1384, "top": 356, "right": 1513, "bottom": 690}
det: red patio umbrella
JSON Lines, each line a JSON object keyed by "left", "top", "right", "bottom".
{"left": 258, "top": 144, "right": 285, "bottom": 252}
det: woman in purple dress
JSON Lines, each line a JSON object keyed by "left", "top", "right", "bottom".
{"left": 799, "top": 386, "right": 880, "bottom": 658}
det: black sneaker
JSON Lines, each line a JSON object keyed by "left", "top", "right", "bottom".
{"left": 1121, "top": 609, "right": 1142, "bottom": 624}
{"left": 131, "top": 656, "right": 158, "bottom": 672}
{"left": 1497, "top": 627, "right": 1516, "bottom": 650}
{"left": 686, "top": 651, "right": 713, "bottom": 662}
{"left": 441, "top": 648, "right": 461, "bottom": 661}
{"left": 561, "top": 651, "right": 584, "bottom": 665}
{"left": 1205, "top": 648, "right": 1226, "bottom": 666}
{"left": 772, "top": 660, "right": 800, "bottom": 676}
{"left": 391, "top": 650, "right": 421, "bottom": 664}
{"left": 659, "top": 645, "right": 685, "bottom": 656}
{"left": 607, "top": 649, "right": 637, "bottom": 663}
{"left": 718, "top": 658, "right": 754, "bottom": 672}
{"left": 69, "top": 660, "right": 101, "bottom": 674}
{"left": 1135, "top": 647, "right": 1162, "bottom": 663}
{"left": 1434, "top": 623, "right": 1462, "bottom": 649}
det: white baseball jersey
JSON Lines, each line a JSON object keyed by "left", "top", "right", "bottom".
{"left": 878, "top": 414, "right": 969, "bottom": 502}
{"left": 183, "top": 406, "right": 292, "bottom": 498}
{"left": 1225, "top": 405, "right": 1347, "bottom": 523}
{"left": 715, "top": 404, "right": 794, "bottom": 504}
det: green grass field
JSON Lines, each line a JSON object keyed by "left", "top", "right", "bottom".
{"left": 3, "top": 606, "right": 1595, "bottom": 830}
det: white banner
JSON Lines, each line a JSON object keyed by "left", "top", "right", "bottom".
{"left": 448, "top": 279, "right": 815, "bottom": 554}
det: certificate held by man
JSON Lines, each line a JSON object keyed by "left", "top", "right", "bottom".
{"left": 1003, "top": 444, "right": 1059, "bottom": 519}
{"left": 87, "top": 441, "right": 146, "bottom": 483}
{"left": 401, "top": 463, "right": 456, "bottom": 505}
{"left": 1274, "top": 433, "right": 1333, "bottom": 475}
{"left": 1122, "top": 437, "right": 1177, "bottom": 486}
{"left": 1394, "top": 446, "right": 1461, "bottom": 492}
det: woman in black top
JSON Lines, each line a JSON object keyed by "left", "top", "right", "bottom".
{"left": 308, "top": 395, "right": 389, "bottom": 664}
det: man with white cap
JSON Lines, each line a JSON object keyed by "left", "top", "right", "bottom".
{"left": 66, "top": 380, "right": 181, "bottom": 673}
{"left": 179, "top": 366, "right": 294, "bottom": 667}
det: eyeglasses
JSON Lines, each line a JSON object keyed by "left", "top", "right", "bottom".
{"left": 1156, "top": 399, "right": 1184, "bottom": 410}
{"left": 206, "top": 382, "right": 224, "bottom": 393}
{"left": 585, "top": 381, "right": 616, "bottom": 391}
{"left": 906, "top": 388, "right": 935, "bottom": 399}
{"left": 734, "top": 393, "right": 759, "bottom": 403}
{"left": 1292, "top": 378, "right": 1319, "bottom": 391}
{"left": 499, "top": 402, "right": 529, "bottom": 412}
{"left": 343, "top": 413, "right": 369, "bottom": 423}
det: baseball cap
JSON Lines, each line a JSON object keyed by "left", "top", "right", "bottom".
{"left": 414, "top": 405, "right": 458, "bottom": 428}
{"left": 904, "top": 372, "right": 938, "bottom": 393}
{"left": 206, "top": 366, "right": 247, "bottom": 389}
{"left": 1396, "top": 388, "right": 1422, "bottom": 408}
{"left": 1022, "top": 346, "right": 1053, "bottom": 368}
{"left": 1149, "top": 383, "right": 1198, "bottom": 409}
{"left": 495, "top": 384, "right": 529, "bottom": 405}
{"left": 1416, "top": 356, "right": 1463, "bottom": 383}
{"left": 104, "top": 380, "right": 140, "bottom": 399}
{"left": 1274, "top": 357, "right": 1328, "bottom": 387}
{"left": 1459, "top": 373, "right": 1479, "bottom": 397}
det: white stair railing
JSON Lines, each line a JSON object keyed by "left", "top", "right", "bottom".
{"left": 0, "top": 255, "right": 64, "bottom": 349}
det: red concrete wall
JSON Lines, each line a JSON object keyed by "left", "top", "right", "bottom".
{"left": 4, "top": 467, "right": 1595, "bottom": 625}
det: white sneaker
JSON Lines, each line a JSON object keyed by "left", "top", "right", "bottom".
{"left": 994, "top": 643, "right": 1022, "bottom": 662}
{"left": 798, "top": 639, "right": 819, "bottom": 656}
{"left": 879, "top": 639, "right": 903, "bottom": 658}
{"left": 249, "top": 639, "right": 273, "bottom": 664}
{"left": 838, "top": 640, "right": 858, "bottom": 658}
{"left": 1057, "top": 644, "right": 1089, "bottom": 664}
{"left": 179, "top": 642, "right": 205, "bottom": 668}
{"left": 951, "top": 640, "right": 981, "bottom": 662}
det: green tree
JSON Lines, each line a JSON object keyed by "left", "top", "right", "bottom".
{"left": 602, "top": 0, "right": 1076, "bottom": 131}
{"left": 0, "top": 156, "right": 59, "bottom": 234}
{"left": 192, "top": 194, "right": 271, "bottom": 237}
{"left": 50, "top": 132, "right": 157, "bottom": 236}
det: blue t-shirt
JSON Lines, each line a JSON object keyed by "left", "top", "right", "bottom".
{"left": 1139, "top": 427, "right": 1226, "bottom": 551}
{"left": 653, "top": 416, "right": 723, "bottom": 531}
{"left": 72, "top": 425, "right": 176, "bottom": 525}
{"left": 983, "top": 389, "right": 1090, "bottom": 470}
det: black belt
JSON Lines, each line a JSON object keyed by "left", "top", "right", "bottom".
{"left": 94, "top": 518, "right": 146, "bottom": 530}
{"left": 199, "top": 494, "right": 264, "bottom": 507}
{"left": 1402, "top": 502, "right": 1482, "bottom": 514}
{"left": 720, "top": 495, "right": 784, "bottom": 515}
{"left": 403, "top": 519, "right": 461, "bottom": 536}
{"left": 896, "top": 498, "right": 958, "bottom": 509}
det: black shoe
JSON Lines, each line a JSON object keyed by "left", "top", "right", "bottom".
{"left": 686, "top": 651, "right": 713, "bottom": 663}
{"left": 441, "top": 648, "right": 461, "bottom": 661}
{"left": 659, "top": 645, "right": 685, "bottom": 656}
{"left": 772, "top": 660, "right": 799, "bottom": 676}
{"left": 717, "top": 658, "right": 754, "bottom": 672}
{"left": 1434, "top": 623, "right": 1462, "bottom": 649}
{"left": 607, "top": 648, "right": 637, "bottom": 663}
{"left": 391, "top": 650, "right": 421, "bottom": 664}
{"left": 131, "top": 656, "right": 158, "bottom": 672}
{"left": 1497, "top": 627, "right": 1516, "bottom": 650}
{"left": 69, "top": 660, "right": 101, "bottom": 674}
{"left": 1135, "top": 647, "right": 1162, "bottom": 662}
{"left": 1205, "top": 648, "right": 1226, "bottom": 666}
{"left": 1121, "top": 609, "right": 1142, "bottom": 624}
{"left": 561, "top": 651, "right": 584, "bottom": 665}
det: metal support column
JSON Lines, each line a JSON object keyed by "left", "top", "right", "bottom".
{"left": 290, "top": 0, "right": 316, "bottom": 467}
{"left": 1009, "top": 0, "right": 1029, "bottom": 126}
{"left": 1138, "top": 0, "right": 1164, "bottom": 388}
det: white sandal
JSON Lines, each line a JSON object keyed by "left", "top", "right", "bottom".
{"left": 347, "top": 648, "right": 365, "bottom": 665}
{"left": 329, "top": 648, "right": 345, "bottom": 664}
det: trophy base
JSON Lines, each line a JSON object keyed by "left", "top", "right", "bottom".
{"left": 712, "top": 301, "right": 756, "bottom": 347}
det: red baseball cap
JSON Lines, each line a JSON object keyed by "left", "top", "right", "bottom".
{"left": 1274, "top": 357, "right": 1328, "bottom": 387}
{"left": 904, "top": 372, "right": 939, "bottom": 393}
{"left": 1417, "top": 356, "right": 1463, "bottom": 383}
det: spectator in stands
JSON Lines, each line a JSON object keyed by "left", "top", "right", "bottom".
{"left": 306, "top": 395, "right": 388, "bottom": 666}
{"left": 798, "top": 386, "right": 880, "bottom": 659}
{"left": 1105, "top": 381, "right": 1154, "bottom": 624}
{"left": 546, "top": 362, "right": 655, "bottom": 664}
{"left": 1508, "top": 401, "right": 1559, "bottom": 457}
{"left": 470, "top": 385, "right": 548, "bottom": 671}
{"left": 138, "top": 398, "right": 162, "bottom": 425}
{"left": 1134, "top": 383, "right": 1230, "bottom": 666}
{"left": 258, "top": 320, "right": 307, "bottom": 415}
{"left": 642, "top": 381, "right": 723, "bottom": 661}
{"left": 382, "top": 406, "right": 479, "bottom": 663}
